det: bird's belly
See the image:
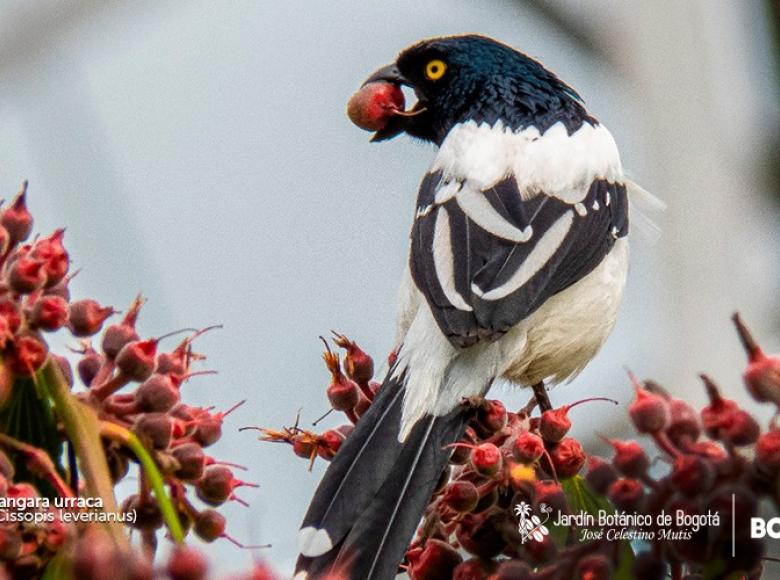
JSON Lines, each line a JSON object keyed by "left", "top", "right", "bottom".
{"left": 500, "top": 238, "right": 629, "bottom": 386}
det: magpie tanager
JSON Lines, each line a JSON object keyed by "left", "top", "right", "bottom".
{"left": 296, "top": 34, "right": 635, "bottom": 579}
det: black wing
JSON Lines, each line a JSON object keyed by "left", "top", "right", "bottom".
{"left": 409, "top": 172, "right": 628, "bottom": 348}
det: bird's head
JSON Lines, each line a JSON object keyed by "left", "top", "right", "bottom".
{"left": 361, "top": 35, "right": 589, "bottom": 144}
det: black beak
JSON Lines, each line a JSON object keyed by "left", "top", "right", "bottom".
{"left": 361, "top": 63, "right": 417, "bottom": 142}
{"left": 362, "top": 63, "right": 408, "bottom": 87}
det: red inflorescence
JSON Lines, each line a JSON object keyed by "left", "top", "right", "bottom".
{"left": 261, "top": 314, "right": 780, "bottom": 579}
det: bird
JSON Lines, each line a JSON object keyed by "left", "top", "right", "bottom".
{"left": 296, "top": 34, "right": 635, "bottom": 579}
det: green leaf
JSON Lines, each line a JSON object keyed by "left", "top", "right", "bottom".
{"left": 0, "top": 374, "right": 63, "bottom": 497}
{"left": 560, "top": 476, "right": 636, "bottom": 580}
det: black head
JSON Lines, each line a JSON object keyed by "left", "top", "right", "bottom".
{"left": 365, "top": 35, "right": 594, "bottom": 144}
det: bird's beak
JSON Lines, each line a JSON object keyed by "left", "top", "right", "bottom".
{"left": 361, "top": 63, "right": 425, "bottom": 142}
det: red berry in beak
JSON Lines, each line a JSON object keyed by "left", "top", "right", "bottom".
{"left": 347, "top": 81, "right": 405, "bottom": 132}
{"left": 1, "top": 184, "right": 33, "bottom": 244}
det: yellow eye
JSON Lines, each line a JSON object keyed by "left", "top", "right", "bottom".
{"left": 424, "top": 59, "right": 447, "bottom": 81}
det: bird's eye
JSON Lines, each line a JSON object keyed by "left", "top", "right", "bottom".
{"left": 424, "top": 59, "right": 447, "bottom": 81}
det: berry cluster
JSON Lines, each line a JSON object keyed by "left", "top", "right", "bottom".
{"left": 0, "top": 182, "right": 268, "bottom": 578}
{"left": 265, "top": 316, "right": 780, "bottom": 579}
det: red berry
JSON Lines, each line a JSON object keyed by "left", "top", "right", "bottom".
{"left": 443, "top": 481, "right": 479, "bottom": 513}
{"left": 69, "top": 300, "right": 114, "bottom": 337}
{"left": 512, "top": 431, "right": 544, "bottom": 463}
{"left": 167, "top": 546, "right": 209, "bottom": 580}
{"left": 607, "top": 478, "right": 644, "bottom": 511}
{"left": 31, "top": 229, "right": 69, "bottom": 287}
{"left": 29, "top": 295, "right": 69, "bottom": 331}
{"left": 116, "top": 339, "right": 157, "bottom": 382}
{"left": 7, "top": 257, "right": 46, "bottom": 293}
{"left": 347, "top": 81, "right": 405, "bottom": 132}
{"left": 193, "top": 509, "right": 226, "bottom": 543}
{"left": 628, "top": 379, "right": 670, "bottom": 433}
{"left": 1, "top": 186, "right": 33, "bottom": 244}
{"left": 547, "top": 437, "right": 585, "bottom": 478}
{"left": 670, "top": 455, "right": 715, "bottom": 496}
{"left": 8, "top": 331, "right": 48, "bottom": 375}
{"left": 607, "top": 439, "right": 649, "bottom": 478}
{"left": 470, "top": 443, "right": 502, "bottom": 477}
{"left": 476, "top": 399, "right": 507, "bottom": 433}
{"left": 755, "top": 429, "right": 780, "bottom": 472}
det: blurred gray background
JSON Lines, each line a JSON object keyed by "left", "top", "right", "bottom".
{"left": 0, "top": 0, "right": 778, "bottom": 576}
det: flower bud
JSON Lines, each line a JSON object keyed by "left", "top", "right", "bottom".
{"left": 628, "top": 382, "right": 670, "bottom": 433}
{"left": 193, "top": 509, "right": 226, "bottom": 543}
{"left": 77, "top": 348, "right": 104, "bottom": 387}
{"left": 408, "top": 539, "right": 462, "bottom": 580}
{"left": 539, "top": 407, "right": 571, "bottom": 442}
{"left": 332, "top": 333, "right": 374, "bottom": 388}
{"left": 476, "top": 399, "right": 507, "bottom": 433}
{"left": 196, "top": 466, "right": 236, "bottom": 506}
{"left": 492, "top": 561, "right": 533, "bottom": 580}
{"left": 135, "top": 374, "right": 179, "bottom": 412}
{"left": 547, "top": 437, "right": 585, "bottom": 478}
{"left": 452, "top": 558, "right": 496, "bottom": 580}
{"left": 102, "top": 296, "right": 143, "bottom": 357}
{"left": 317, "top": 429, "right": 345, "bottom": 460}
{"left": 116, "top": 339, "right": 157, "bottom": 382}
{"left": 31, "top": 229, "right": 68, "bottom": 287}
{"left": 575, "top": 554, "right": 611, "bottom": 580}
{"left": 755, "top": 429, "right": 780, "bottom": 472}
{"left": 172, "top": 442, "right": 206, "bottom": 480}
{"left": 718, "top": 409, "right": 760, "bottom": 446}
{"left": 2, "top": 187, "right": 33, "bottom": 244}
{"left": 607, "top": 439, "right": 649, "bottom": 478}
{"left": 69, "top": 300, "right": 114, "bottom": 337}
{"left": 585, "top": 455, "right": 618, "bottom": 495}
{"left": 607, "top": 478, "right": 644, "bottom": 511}
{"left": 167, "top": 546, "right": 209, "bottom": 580}
{"left": 443, "top": 481, "right": 479, "bottom": 513}
{"left": 512, "top": 431, "right": 544, "bottom": 464}
{"left": 9, "top": 331, "right": 48, "bottom": 375}
{"left": 134, "top": 412, "right": 174, "bottom": 449}
{"left": 121, "top": 493, "right": 163, "bottom": 530}
{"left": 666, "top": 397, "right": 701, "bottom": 446}
{"left": 670, "top": 455, "right": 715, "bottom": 497}
{"left": 7, "top": 257, "right": 46, "bottom": 293}
{"left": 29, "top": 295, "right": 69, "bottom": 331}
{"left": 469, "top": 443, "right": 502, "bottom": 477}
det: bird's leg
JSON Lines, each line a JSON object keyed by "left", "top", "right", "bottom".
{"left": 531, "top": 381, "right": 552, "bottom": 413}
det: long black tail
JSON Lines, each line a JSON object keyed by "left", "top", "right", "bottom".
{"left": 295, "top": 374, "right": 469, "bottom": 579}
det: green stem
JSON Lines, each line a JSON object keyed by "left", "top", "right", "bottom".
{"left": 38, "top": 360, "right": 129, "bottom": 550}
{"left": 100, "top": 421, "right": 185, "bottom": 544}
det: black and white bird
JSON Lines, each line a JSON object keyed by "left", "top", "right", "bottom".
{"left": 296, "top": 35, "right": 639, "bottom": 579}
